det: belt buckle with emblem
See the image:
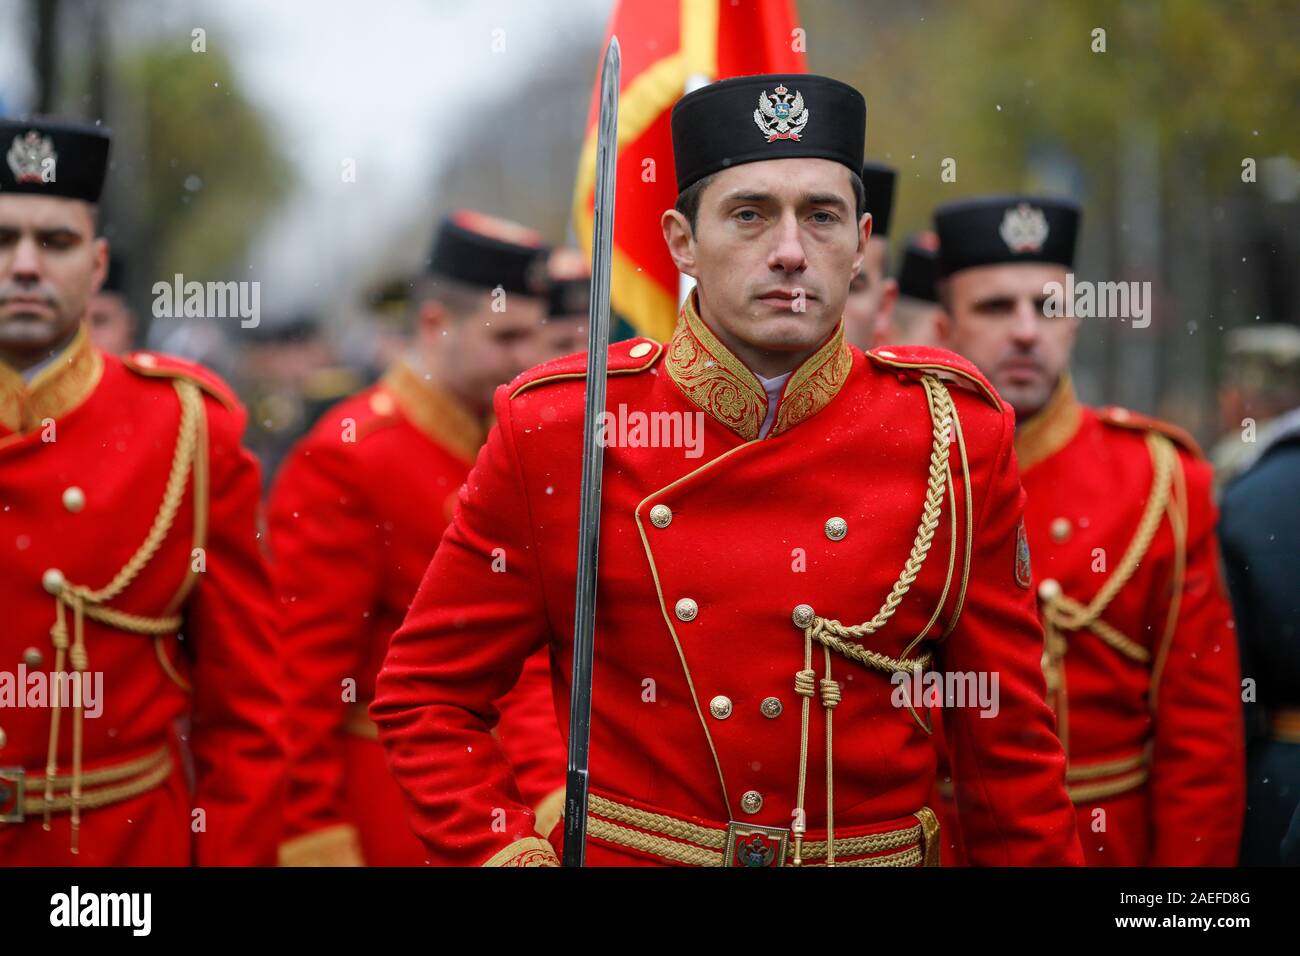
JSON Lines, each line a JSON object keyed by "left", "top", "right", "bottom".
{"left": 724, "top": 821, "right": 789, "bottom": 867}
{"left": 0, "top": 767, "right": 26, "bottom": 823}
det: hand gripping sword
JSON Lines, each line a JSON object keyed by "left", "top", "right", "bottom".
{"left": 563, "top": 36, "right": 620, "bottom": 868}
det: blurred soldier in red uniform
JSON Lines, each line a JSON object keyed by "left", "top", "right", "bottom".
{"left": 931, "top": 195, "right": 1245, "bottom": 865}
{"left": 878, "top": 235, "right": 943, "bottom": 349}
{"left": 841, "top": 162, "right": 897, "bottom": 350}
{"left": 0, "top": 118, "right": 282, "bottom": 865}
{"left": 371, "top": 75, "right": 1082, "bottom": 867}
{"left": 270, "top": 212, "right": 567, "bottom": 865}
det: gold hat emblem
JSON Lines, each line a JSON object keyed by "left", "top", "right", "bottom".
{"left": 999, "top": 202, "right": 1050, "bottom": 254}
{"left": 6, "top": 131, "right": 57, "bottom": 184}
{"left": 753, "top": 84, "right": 809, "bottom": 142}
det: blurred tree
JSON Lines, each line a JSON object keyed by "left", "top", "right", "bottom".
{"left": 115, "top": 42, "right": 291, "bottom": 283}
{"left": 805, "top": 0, "right": 1299, "bottom": 437}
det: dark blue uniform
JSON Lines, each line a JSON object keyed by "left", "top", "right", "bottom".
{"left": 1219, "top": 421, "right": 1300, "bottom": 865}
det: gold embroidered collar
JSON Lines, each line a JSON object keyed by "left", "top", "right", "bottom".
{"left": 1014, "top": 372, "right": 1082, "bottom": 472}
{"left": 664, "top": 291, "right": 852, "bottom": 441}
{"left": 381, "top": 358, "right": 487, "bottom": 464}
{"left": 0, "top": 324, "right": 103, "bottom": 435}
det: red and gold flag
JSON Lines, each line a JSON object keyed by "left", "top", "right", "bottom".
{"left": 572, "top": 0, "right": 807, "bottom": 341}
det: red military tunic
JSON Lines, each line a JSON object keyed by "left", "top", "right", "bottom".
{"left": 371, "top": 293, "right": 1083, "bottom": 867}
{"left": 935, "top": 376, "right": 1245, "bottom": 865}
{"left": 0, "top": 326, "right": 283, "bottom": 865}
{"left": 269, "top": 358, "right": 564, "bottom": 865}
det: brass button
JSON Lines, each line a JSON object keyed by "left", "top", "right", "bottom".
{"left": 629, "top": 341, "right": 653, "bottom": 359}
{"left": 674, "top": 598, "right": 698, "bottom": 622}
{"left": 42, "top": 568, "right": 65, "bottom": 594}
{"left": 1050, "top": 517, "right": 1071, "bottom": 542}
{"left": 824, "top": 516, "right": 847, "bottom": 541}
{"left": 22, "top": 647, "right": 43, "bottom": 667}
{"left": 1038, "top": 578, "right": 1062, "bottom": 602}
{"left": 649, "top": 504, "right": 672, "bottom": 529}
{"left": 761, "top": 697, "right": 783, "bottom": 718}
{"left": 62, "top": 486, "right": 86, "bottom": 513}
{"left": 709, "top": 695, "right": 733, "bottom": 719}
{"left": 792, "top": 604, "right": 815, "bottom": 628}
{"left": 740, "top": 790, "right": 764, "bottom": 814}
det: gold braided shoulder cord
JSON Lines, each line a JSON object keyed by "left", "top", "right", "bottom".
{"left": 790, "top": 374, "right": 954, "bottom": 867}
{"left": 1147, "top": 437, "right": 1189, "bottom": 711}
{"left": 1040, "top": 431, "right": 1177, "bottom": 760}
{"left": 41, "top": 379, "right": 201, "bottom": 852}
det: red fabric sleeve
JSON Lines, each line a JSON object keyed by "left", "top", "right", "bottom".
{"left": 939, "top": 402, "right": 1084, "bottom": 866}
{"left": 1147, "top": 454, "right": 1245, "bottom": 865}
{"left": 267, "top": 435, "right": 381, "bottom": 845}
{"left": 186, "top": 395, "right": 285, "bottom": 866}
{"left": 371, "top": 386, "right": 554, "bottom": 865}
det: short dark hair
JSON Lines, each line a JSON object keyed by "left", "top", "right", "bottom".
{"left": 409, "top": 272, "right": 495, "bottom": 324}
{"left": 674, "top": 169, "right": 867, "bottom": 233}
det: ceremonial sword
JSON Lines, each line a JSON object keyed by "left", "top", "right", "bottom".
{"left": 563, "top": 36, "right": 620, "bottom": 868}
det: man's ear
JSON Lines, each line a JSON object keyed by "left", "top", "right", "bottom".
{"left": 850, "top": 212, "right": 872, "bottom": 280}
{"left": 933, "top": 307, "right": 954, "bottom": 345}
{"left": 870, "top": 277, "right": 900, "bottom": 347}
{"left": 89, "top": 237, "right": 110, "bottom": 295}
{"left": 661, "top": 209, "right": 698, "bottom": 278}
{"left": 417, "top": 298, "right": 450, "bottom": 339}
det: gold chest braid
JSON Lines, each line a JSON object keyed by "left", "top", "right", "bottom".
{"left": 1038, "top": 430, "right": 1189, "bottom": 793}
{"left": 37, "top": 379, "right": 208, "bottom": 853}
{"left": 786, "top": 374, "right": 973, "bottom": 866}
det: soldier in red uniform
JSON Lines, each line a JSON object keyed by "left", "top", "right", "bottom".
{"left": 0, "top": 118, "right": 282, "bottom": 865}
{"left": 270, "top": 212, "right": 567, "bottom": 865}
{"left": 371, "top": 74, "right": 1082, "bottom": 867}
{"left": 931, "top": 195, "right": 1245, "bottom": 865}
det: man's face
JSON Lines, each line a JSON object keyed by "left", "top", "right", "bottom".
{"left": 0, "top": 195, "right": 106, "bottom": 363}
{"left": 434, "top": 291, "right": 547, "bottom": 413}
{"left": 87, "top": 291, "right": 136, "bottom": 355}
{"left": 938, "top": 262, "right": 1077, "bottom": 418}
{"left": 842, "top": 235, "right": 893, "bottom": 348}
{"left": 664, "top": 158, "right": 866, "bottom": 364}
{"left": 526, "top": 318, "right": 588, "bottom": 366}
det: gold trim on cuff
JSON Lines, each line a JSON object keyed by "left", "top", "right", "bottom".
{"left": 481, "top": 836, "right": 560, "bottom": 867}
{"left": 278, "top": 823, "right": 365, "bottom": 867}
{"left": 533, "top": 786, "right": 566, "bottom": 839}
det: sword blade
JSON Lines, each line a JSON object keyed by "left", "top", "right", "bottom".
{"left": 563, "top": 35, "right": 620, "bottom": 868}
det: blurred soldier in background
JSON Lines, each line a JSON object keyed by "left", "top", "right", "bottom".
{"left": 1215, "top": 324, "right": 1300, "bottom": 866}
{"left": 932, "top": 195, "right": 1245, "bottom": 866}
{"left": 0, "top": 117, "right": 283, "bottom": 865}
{"left": 85, "top": 253, "right": 136, "bottom": 355}
{"left": 269, "top": 211, "right": 565, "bottom": 865}
{"left": 841, "top": 162, "right": 898, "bottom": 349}
{"left": 534, "top": 246, "right": 590, "bottom": 363}
{"left": 1211, "top": 325, "right": 1300, "bottom": 488}
{"left": 237, "top": 315, "right": 360, "bottom": 489}
{"left": 878, "top": 233, "right": 943, "bottom": 348}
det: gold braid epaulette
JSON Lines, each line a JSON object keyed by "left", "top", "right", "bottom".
{"left": 40, "top": 379, "right": 204, "bottom": 854}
